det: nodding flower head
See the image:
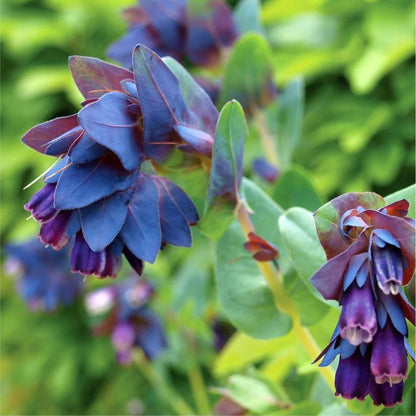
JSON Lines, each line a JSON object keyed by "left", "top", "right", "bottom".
{"left": 311, "top": 193, "right": 415, "bottom": 407}
{"left": 21, "top": 46, "right": 219, "bottom": 279}
{"left": 85, "top": 277, "right": 166, "bottom": 365}
{"left": 4, "top": 238, "right": 83, "bottom": 311}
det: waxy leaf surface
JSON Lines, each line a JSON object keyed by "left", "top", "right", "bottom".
{"left": 78, "top": 92, "right": 144, "bottom": 171}
{"left": 22, "top": 114, "right": 78, "bottom": 154}
{"left": 69, "top": 56, "right": 133, "bottom": 99}
{"left": 54, "top": 156, "right": 136, "bottom": 209}
{"left": 314, "top": 192, "right": 385, "bottom": 259}
{"left": 219, "top": 33, "right": 276, "bottom": 110}
{"left": 69, "top": 133, "right": 107, "bottom": 164}
{"left": 120, "top": 173, "right": 161, "bottom": 263}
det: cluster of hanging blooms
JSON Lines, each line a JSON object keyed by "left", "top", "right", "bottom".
{"left": 22, "top": 44, "right": 219, "bottom": 278}
{"left": 310, "top": 193, "right": 415, "bottom": 407}
{"left": 4, "top": 239, "right": 83, "bottom": 311}
{"left": 107, "top": 0, "right": 238, "bottom": 69}
{"left": 85, "top": 277, "right": 166, "bottom": 365}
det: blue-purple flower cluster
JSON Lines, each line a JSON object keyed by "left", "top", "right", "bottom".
{"left": 311, "top": 196, "right": 415, "bottom": 407}
{"left": 107, "top": 0, "right": 237, "bottom": 69}
{"left": 85, "top": 277, "right": 166, "bottom": 365}
{"left": 4, "top": 238, "right": 83, "bottom": 310}
{"left": 23, "top": 45, "right": 218, "bottom": 278}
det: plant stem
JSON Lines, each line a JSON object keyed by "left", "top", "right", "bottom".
{"left": 188, "top": 365, "right": 211, "bottom": 415}
{"left": 133, "top": 350, "right": 196, "bottom": 415}
{"left": 235, "top": 203, "right": 335, "bottom": 390}
{"left": 253, "top": 108, "right": 280, "bottom": 167}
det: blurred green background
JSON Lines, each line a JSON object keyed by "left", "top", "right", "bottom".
{"left": 1, "top": 0, "right": 414, "bottom": 414}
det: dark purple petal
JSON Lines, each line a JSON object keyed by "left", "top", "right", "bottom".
{"left": 101, "top": 239, "right": 123, "bottom": 278}
{"left": 80, "top": 189, "right": 132, "bottom": 251}
{"left": 71, "top": 232, "right": 106, "bottom": 276}
{"left": 372, "top": 241, "right": 404, "bottom": 295}
{"left": 369, "top": 380, "right": 403, "bottom": 407}
{"left": 45, "top": 125, "right": 83, "bottom": 156}
{"left": 310, "top": 232, "right": 369, "bottom": 301}
{"left": 132, "top": 45, "right": 189, "bottom": 161}
{"left": 174, "top": 125, "right": 213, "bottom": 157}
{"left": 54, "top": 155, "right": 137, "bottom": 209}
{"left": 69, "top": 56, "right": 133, "bottom": 99}
{"left": 152, "top": 177, "right": 193, "bottom": 247}
{"left": 24, "top": 183, "right": 57, "bottom": 223}
{"left": 335, "top": 348, "right": 371, "bottom": 401}
{"left": 112, "top": 321, "right": 136, "bottom": 354}
{"left": 135, "top": 308, "right": 167, "bottom": 360}
{"left": 78, "top": 92, "right": 145, "bottom": 170}
{"left": 252, "top": 157, "right": 279, "bottom": 183}
{"left": 69, "top": 133, "right": 107, "bottom": 164}
{"left": 186, "top": 0, "right": 238, "bottom": 66}
{"left": 123, "top": 247, "right": 144, "bottom": 276}
{"left": 21, "top": 114, "right": 79, "bottom": 154}
{"left": 38, "top": 211, "right": 72, "bottom": 250}
{"left": 194, "top": 76, "right": 221, "bottom": 105}
{"left": 313, "top": 192, "right": 386, "bottom": 260}
{"left": 370, "top": 319, "right": 407, "bottom": 385}
{"left": 140, "top": 0, "right": 186, "bottom": 54}
{"left": 340, "top": 281, "right": 377, "bottom": 345}
{"left": 120, "top": 173, "right": 161, "bottom": 263}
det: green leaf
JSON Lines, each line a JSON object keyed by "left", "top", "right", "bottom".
{"left": 385, "top": 184, "right": 415, "bottom": 219}
{"left": 216, "top": 179, "right": 293, "bottom": 339}
{"left": 273, "top": 166, "right": 322, "bottom": 211}
{"left": 266, "top": 78, "right": 304, "bottom": 169}
{"left": 219, "top": 33, "right": 276, "bottom": 110}
{"left": 279, "top": 207, "right": 332, "bottom": 325}
{"left": 200, "top": 100, "right": 247, "bottom": 239}
{"left": 269, "top": 401, "right": 321, "bottom": 415}
{"left": 233, "top": 0, "right": 264, "bottom": 35}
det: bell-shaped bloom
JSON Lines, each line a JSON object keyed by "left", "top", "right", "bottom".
{"left": 311, "top": 193, "right": 415, "bottom": 407}
{"left": 21, "top": 46, "right": 217, "bottom": 278}
{"left": 107, "top": 0, "right": 238, "bottom": 69}
{"left": 85, "top": 277, "right": 166, "bottom": 365}
{"left": 4, "top": 238, "right": 83, "bottom": 311}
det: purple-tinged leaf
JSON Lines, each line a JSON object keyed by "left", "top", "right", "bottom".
{"left": 174, "top": 125, "right": 213, "bottom": 157}
{"left": 310, "top": 232, "right": 369, "bottom": 301}
{"left": 186, "top": 0, "right": 238, "bottom": 66}
{"left": 379, "top": 293, "right": 407, "bottom": 336}
{"left": 22, "top": 114, "right": 78, "bottom": 154}
{"left": 120, "top": 173, "right": 161, "bottom": 263}
{"left": 123, "top": 247, "right": 144, "bottom": 276}
{"left": 67, "top": 210, "right": 81, "bottom": 236}
{"left": 359, "top": 209, "right": 415, "bottom": 285}
{"left": 44, "top": 156, "right": 70, "bottom": 184}
{"left": 80, "top": 189, "right": 133, "bottom": 252}
{"left": 404, "top": 338, "right": 415, "bottom": 362}
{"left": 381, "top": 199, "right": 409, "bottom": 218}
{"left": 78, "top": 92, "right": 144, "bottom": 170}
{"left": 107, "top": 24, "right": 160, "bottom": 70}
{"left": 69, "top": 134, "right": 107, "bottom": 164}
{"left": 54, "top": 156, "right": 137, "bottom": 210}
{"left": 355, "top": 261, "right": 368, "bottom": 287}
{"left": 140, "top": 0, "right": 186, "bottom": 54}
{"left": 343, "top": 253, "right": 367, "bottom": 291}
{"left": 373, "top": 229, "right": 400, "bottom": 248}
{"left": 163, "top": 57, "right": 218, "bottom": 135}
{"left": 398, "top": 289, "right": 415, "bottom": 326}
{"left": 121, "top": 80, "right": 139, "bottom": 98}
{"left": 313, "top": 192, "right": 386, "bottom": 260}
{"left": 45, "top": 126, "right": 83, "bottom": 156}
{"left": 69, "top": 56, "right": 133, "bottom": 99}
{"left": 132, "top": 45, "right": 189, "bottom": 161}
{"left": 152, "top": 177, "right": 194, "bottom": 247}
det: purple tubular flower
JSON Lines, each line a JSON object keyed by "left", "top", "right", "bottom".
{"left": 370, "top": 319, "right": 408, "bottom": 385}
{"left": 24, "top": 183, "right": 57, "bottom": 223}
{"left": 86, "top": 277, "right": 167, "bottom": 365}
{"left": 312, "top": 194, "right": 415, "bottom": 407}
{"left": 335, "top": 348, "right": 372, "bottom": 400}
{"left": 4, "top": 238, "right": 83, "bottom": 311}
{"left": 22, "top": 47, "right": 213, "bottom": 279}
{"left": 339, "top": 281, "right": 377, "bottom": 345}
{"left": 252, "top": 157, "right": 280, "bottom": 183}
{"left": 369, "top": 379, "right": 403, "bottom": 407}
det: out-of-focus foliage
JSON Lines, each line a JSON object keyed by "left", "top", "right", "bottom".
{"left": 1, "top": 0, "right": 414, "bottom": 415}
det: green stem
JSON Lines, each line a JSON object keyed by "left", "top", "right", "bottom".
{"left": 236, "top": 203, "right": 335, "bottom": 390}
{"left": 133, "top": 350, "right": 196, "bottom": 415}
{"left": 188, "top": 365, "right": 211, "bottom": 415}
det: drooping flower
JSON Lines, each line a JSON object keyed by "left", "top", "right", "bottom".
{"left": 4, "top": 238, "right": 83, "bottom": 311}
{"left": 85, "top": 277, "right": 166, "bottom": 365}
{"left": 107, "top": 0, "right": 238, "bottom": 69}
{"left": 22, "top": 45, "right": 218, "bottom": 278}
{"left": 252, "top": 157, "right": 280, "bottom": 183}
{"left": 311, "top": 193, "right": 415, "bottom": 407}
